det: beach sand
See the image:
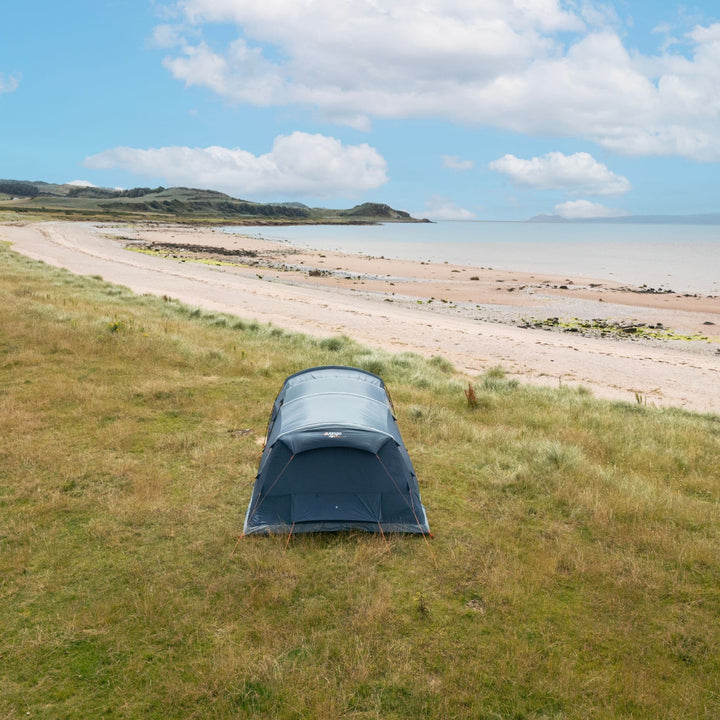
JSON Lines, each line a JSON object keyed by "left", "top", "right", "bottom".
{"left": 3, "top": 220, "right": 719, "bottom": 413}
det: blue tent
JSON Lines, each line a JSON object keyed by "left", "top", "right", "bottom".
{"left": 243, "top": 366, "right": 430, "bottom": 535}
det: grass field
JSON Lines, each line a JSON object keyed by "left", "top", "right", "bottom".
{"left": 1, "top": 239, "right": 719, "bottom": 719}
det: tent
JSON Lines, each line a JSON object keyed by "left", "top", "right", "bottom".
{"left": 243, "top": 366, "right": 430, "bottom": 535}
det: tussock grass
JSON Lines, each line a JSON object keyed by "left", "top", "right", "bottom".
{"left": 1, "top": 241, "right": 720, "bottom": 718}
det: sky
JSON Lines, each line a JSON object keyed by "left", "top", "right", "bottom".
{"left": 2, "top": 0, "right": 720, "bottom": 220}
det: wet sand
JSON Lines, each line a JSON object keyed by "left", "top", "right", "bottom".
{"left": 3, "top": 220, "right": 719, "bottom": 413}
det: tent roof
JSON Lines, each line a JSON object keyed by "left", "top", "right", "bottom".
{"left": 266, "top": 366, "right": 401, "bottom": 446}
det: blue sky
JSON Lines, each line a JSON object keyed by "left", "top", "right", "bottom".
{"left": 2, "top": 0, "right": 720, "bottom": 220}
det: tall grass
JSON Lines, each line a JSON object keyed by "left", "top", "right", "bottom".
{"left": 1, "top": 241, "right": 719, "bottom": 719}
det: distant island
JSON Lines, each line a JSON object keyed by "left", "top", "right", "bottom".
{"left": 529, "top": 212, "right": 720, "bottom": 224}
{"left": 0, "top": 179, "right": 429, "bottom": 225}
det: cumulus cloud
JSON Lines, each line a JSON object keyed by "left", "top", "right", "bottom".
{"left": 423, "top": 196, "right": 476, "bottom": 221}
{"left": 158, "top": 1, "right": 720, "bottom": 159}
{"left": 442, "top": 155, "right": 475, "bottom": 171}
{"left": 67, "top": 180, "right": 96, "bottom": 187}
{"left": 489, "top": 152, "right": 631, "bottom": 196}
{"left": 0, "top": 72, "right": 20, "bottom": 95}
{"left": 554, "top": 199, "right": 630, "bottom": 219}
{"left": 84, "top": 132, "right": 388, "bottom": 197}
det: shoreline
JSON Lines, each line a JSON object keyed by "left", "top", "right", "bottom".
{"left": 221, "top": 221, "right": 720, "bottom": 296}
{"left": 127, "top": 223, "right": 720, "bottom": 345}
{"left": 2, "top": 220, "right": 719, "bottom": 413}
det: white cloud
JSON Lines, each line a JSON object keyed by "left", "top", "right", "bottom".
{"left": 163, "top": 39, "right": 285, "bottom": 107}
{"left": 554, "top": 199, "right": 630, "bottom": 219}
{"left": 84, "top": 132, "right": 388, "bottom": 197}
{"left": 67, "top": 180, "right": 96, "bottom": 187}
{"left": 151, "top": 24, "right": 188, "bottom": 49}
{"left": 158, "top": 2, "right": 720, "bottom": 159}
{"left": 489, "top": 151, "right": 631, "bottom": 195}
{"left": 0, "top": 73, "right": 19, "bottom": 95}
{"left": 423, "top": 196, "right": 476, "bottom": 221}
{"left": 442, "top": 155, "right": 475, "bottom": 171}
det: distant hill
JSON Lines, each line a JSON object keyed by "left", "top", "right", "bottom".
{"left": 0, "top": 179, "right": 429, "bottom": 225}
{"left": 338, "top": 202, "right": 412, "bottom": 220}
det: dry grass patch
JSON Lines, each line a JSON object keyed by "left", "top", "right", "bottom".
{"left": 1, "top": 242, "right": 720, "bottom": 719}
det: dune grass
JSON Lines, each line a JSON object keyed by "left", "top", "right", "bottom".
{"left": 1, "top": 240, "right": 719, "bottom": 719}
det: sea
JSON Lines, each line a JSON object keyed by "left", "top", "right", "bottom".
{"left": 223, "top": 221, "right": 720, "bottom": 295}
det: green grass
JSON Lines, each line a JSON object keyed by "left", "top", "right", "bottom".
{"left": 1, "top": 240, "right": 720, "bottom": 719}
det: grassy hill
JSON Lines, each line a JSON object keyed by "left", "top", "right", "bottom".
{"left": 0, "top": 179, "right": 426, "bottom": 225}
{"left": 1, "top": 239, "right": 719, "bottom": 718}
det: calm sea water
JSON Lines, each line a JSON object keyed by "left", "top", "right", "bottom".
{"left": 224, "top": 221, "right": 720, "bottom": 295}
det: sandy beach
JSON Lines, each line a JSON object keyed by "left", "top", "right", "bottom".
{"left": 3, "top": 220, "right": 719, "bottom": 413}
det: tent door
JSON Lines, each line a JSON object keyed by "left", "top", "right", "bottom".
{"left": 291, "top": 492, "right": 381, "bottom": 523}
